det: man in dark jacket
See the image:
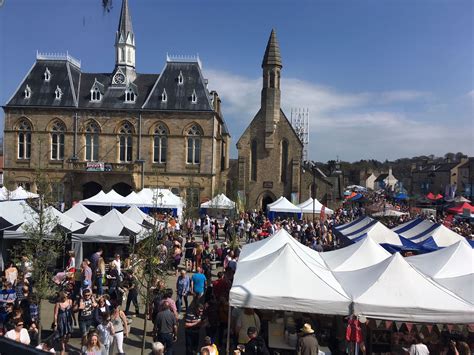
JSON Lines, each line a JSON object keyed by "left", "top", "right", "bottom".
{"left": 297, "top": 323, "right": 319, "bottom": 355}
{"left": 245, "top": 326, "right": 270, "bottom": 355}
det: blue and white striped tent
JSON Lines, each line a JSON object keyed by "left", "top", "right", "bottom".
{"left": 335, "top": 216, "right": 421, "bottom": 252}
{"left": 392, "top": 218, "right": 465, "bottom": 250}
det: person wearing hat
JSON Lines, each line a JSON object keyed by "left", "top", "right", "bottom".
{"left": 297, "top": 323, "right": 319, "bottom": 355}
{"left": 244, "top": 326, "right": 270, "bottom": 355}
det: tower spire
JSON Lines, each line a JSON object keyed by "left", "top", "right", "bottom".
{"left": 261, "top": 29, "right": 282, "bottom": 150}
{"left": 114, "top": 0, "right": 136, "bottom": 82}
{"left": 262, "top": 29, "right": 282, "bottom": 69}
{"left": 117, "top": 0, "right": 133, "bottom": 38}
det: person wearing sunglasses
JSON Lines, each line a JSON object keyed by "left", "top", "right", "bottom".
{"left": 4, "top": 318, "right": 31, "bottom": 345}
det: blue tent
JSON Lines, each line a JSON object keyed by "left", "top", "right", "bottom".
{"left": 394, "top": 193, "right": 409, "bottom": 200}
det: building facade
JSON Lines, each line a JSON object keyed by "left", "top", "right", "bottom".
{"left": 236, "top": 30, "right": 305, "bottom": 210}
{"left": 2, "top": 0, "right": 230, "bottom": 208}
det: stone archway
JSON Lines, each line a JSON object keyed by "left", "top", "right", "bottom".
{"left": 82, "top": 181, "right": 103, "bottom": 199}
{"left": 112, "top": 182, "right": 132, "bottom": 197}
{"left": 257, "top": 190, "right": 276, "bottom": 212}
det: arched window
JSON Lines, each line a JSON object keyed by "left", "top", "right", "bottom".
{"left": 17, "top": 120, "right": 32, "bottom": 160}
{"left": 124, "top": 88, "right": 136, "bottom": 103}
{"left": 85, "top": 121, "right": 100, "bottom": 161}
{"left": 119, "top": 122, "right": 133, "bottom": 162}
{"left": 251, "top": 139, "right": 258, "bottom": 181}
{"left": 153, "top": 124, "right": 168, "bottom": 163}
{"left": 186, "top": 125, "right": 201, "bottom": 164}
{"left": 51, "top": 120, "right": 66, "bottom": 160}
{"left": 281, "top": 140, "right": 289, "bottom": 183}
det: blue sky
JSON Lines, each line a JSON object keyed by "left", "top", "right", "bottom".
{"left": 0, "top": 0, "right": 472, "bottom": 162}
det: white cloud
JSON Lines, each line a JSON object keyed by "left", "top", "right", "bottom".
{"left": 205, "top": 68, "right": 473, "bottom": 161}
{"left": 467, "top": 90, "right": 474, "bottom": 100}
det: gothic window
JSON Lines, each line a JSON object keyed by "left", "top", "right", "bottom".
{"left": 191, "top": 89, "right": 197, "bottom": 104}
{"left": 281, "top": 140, "right": 289, "bottom": 183}
{"left": 178, "top": 71, "right": 184, "bottom": 85}
{"left": 153, "top": 124, "right": 168, "bottom": 163}
{"left": 221, "top": 141, "right": 226, "bottom": 171}
{"left": 85, "top": 121, "right": 100, "bottom": 161}
{"left": 24, "top": 85, "right": 32, "bottom": 99}
{"left": 44, "top": 68, "right": 51, "bottom": 82}
{"left": 51, "top": 120, "right": 66, "bottom": 160}
{"left": 125, "top": 87, "right": 136, "bottom": 103}
{"left": 17, "top": 120, "right": 32, "bottom": 160}
{"left": 161, "top": 89, "right": 167, "bottom": 102}
{"left": 119, "top": 122, "right": 133, "bottom": 162}
{"left": 55, "top": 86, "right": 63, "bottom": 100}
{"left": 251, "top": 139, "right": 258, "bottom": 181}
{"left": 90, "top": 86, "right": 101, "bottom": 101}
{"left": 186, "top": 125, "right": 201, "bottom": 164}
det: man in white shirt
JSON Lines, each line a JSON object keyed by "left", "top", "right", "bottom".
{"left": 409, "top": 334, "right": 430, "bottom": 355}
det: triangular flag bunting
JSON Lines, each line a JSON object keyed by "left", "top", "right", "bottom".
{"left": 453, "top": 325, "right": 461, "bottom": 332}
{"left": 406, "top": 323, "right": 414, "bottom": 332}
{"left": 447, "top": 324, "right": 454, "bottom": 332}
{"left": 395, "top": 321, "right": 403, "bottom": 331}
{"left": 385, "top": 320, "right": 393, "bottom": 330}
{"left": 426, "top": 325, "right": 433, "bottom": 334}
{"left": 437, "top": 324, "right": 445, "bottom": 331}
{"left": 375, "top": 319, "right": 382, "bottom": 328}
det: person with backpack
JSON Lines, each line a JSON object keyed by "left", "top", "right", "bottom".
{"left": 245, "top": 326, "right": 270, "bottom": 355}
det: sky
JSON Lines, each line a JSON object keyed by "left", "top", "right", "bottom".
{"left": 0, "top": 0, "right": 472, "bottom": 162}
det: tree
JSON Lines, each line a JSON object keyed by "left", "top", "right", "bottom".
{"left": 10, "top": 168, "right": 65, "bottom": 342}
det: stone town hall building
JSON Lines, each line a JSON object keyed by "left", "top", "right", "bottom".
{"left": 2, "top": 0, "right": 231, "bottom": 208}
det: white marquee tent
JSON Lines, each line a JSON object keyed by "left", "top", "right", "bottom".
{"left": 297, "top": 198, "right": 334, "bottom": 215}
{"left": 0, "top": 200, "right": 37, "bottom": 230}
{"left": 334, "top": 216, "right": 375, "bottom": 235}
{"left": 321, "top": 236, "right": 391, "bottom": 272}
{"left": 267, "top": 197, "right": 301, "bottom": 213}
{"left": 392, "top": 218, "right": 464, "bottom": 248}
{"left": 230, "top": 243, "right": 352, "bottom": 315}
{"left": 435, "top": 274, "right": 474, "bottom": 304}
{"left": 335, "top": 253, "right": 474, "bottom": 323}
{"left": 238, "top": 228, "right": 327, "bottom": 267}
{"left": 123, "top": 205, "right": 156, "bottom": 227}
{"left": 72, "top": 209, "right": 146, "bottom": 262}
{"left": 79, "top": 190, "right": 109, "bottom": 206}
{"left": 372, "top": 210, "right": 409, "bottom": 217}
{"left": 200, "top": 194, "right": 236, "bottom": 210}
{"left": 0, "top": 186, "right": 39, "bottom": 201}
{"left": 64, "top": 203, "right": 101, "bottom": 224}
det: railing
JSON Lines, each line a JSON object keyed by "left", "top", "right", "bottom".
{"left": 70, "top": 161, "right": 137, "bottom": 173}
{"left": 166, "top": 53, "right": 202, "bottom": 69}
{"left": 36, "top": 50, "right": 81, "bottom": 68}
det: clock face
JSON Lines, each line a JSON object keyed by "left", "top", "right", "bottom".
{"left": 114, "top": 73, "right": 125, "bottom": 84}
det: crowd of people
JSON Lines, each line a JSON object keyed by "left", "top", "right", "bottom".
{"left": 0, "top": 193, "right": 472, "bottom": 354}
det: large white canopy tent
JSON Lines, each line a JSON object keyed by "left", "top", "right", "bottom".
{"left": 230, "top": 243, "right": 352, "bottom": 315}
{"left": 238, "top": 228, "right": 327, "bottom": 267}
{"left": 406, "top": 240, "right": 474, "bottom": 304}
{"left": 72, "top": 209, "right": 145, "bottom": 262}
{"left": 0, "top": 200, "right": 37, "bottom": 230}
{"left": 123, "top": 205, "right": 157, "bottom": 227}
{"left": 334, "top": 253, "right": 474, "bottom": 323}
{"left": 372, "top": 210, "right": 409, "bottom": 217}
{"left": 200, "top": 193, "right": 236, "bottom": 210}
{"left": 334, "top": 216, "right": 375, "bottom": 235}
{"left": 63, "top": 203, "right": 102, "bottom": 224}
{"left": 79, "top": 190, "right": 109, "bottom": 206}
{"left": 0, "top": 186, "right": 39, "bottom": 201}
{"left": 392, "top": 218, "right": 464, "bottom": 249}
{"left": 297, "top": 198, "right": 334, "bottom": 215}
{"left": 267, "top": 197, "right": 301, "bottom": 213}
{"left": 321, "top": 236, "right": 391, "bottom": 272}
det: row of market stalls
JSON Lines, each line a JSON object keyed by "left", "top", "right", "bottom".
{"left": 266, "top": 196, "right": 334, "bottom": 220}
{"left": 335, "top": 215, "right": 469, "bottom": 252}
{"left": 0, "top": 199, "right": 163, "bottom": 269}
{"left": 229, "top": 228, "right": 473, "bottom": 353}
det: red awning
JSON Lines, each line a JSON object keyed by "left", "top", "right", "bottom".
{"left": 447, "top": 202, "right": 474, "bottom": 214}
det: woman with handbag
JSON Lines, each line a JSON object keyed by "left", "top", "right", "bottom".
{"left": 53, "top": 292, "right": 73, "bottom": 355}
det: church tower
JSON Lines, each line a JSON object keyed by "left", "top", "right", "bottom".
{"left": 261, "top": 29, "right": 282, "bottom": 150}
{"left": 113, "top": 0, "right": 136, "bottom": 84}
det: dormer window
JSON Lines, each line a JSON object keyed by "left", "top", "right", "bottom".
{"left": 191, "top": 89, "right": 197, "bottom": 104}
{"left": 44, "top": 68, "right": 51, "bottom": 82}
{"left": 177, "top": 71, "right": 184, "bottom": 85}
{"left": 24, "top": 85, "right": 32, "bottom": 99}
{"left": 124, "top": 87, "right": 136, "bottom": 103}
{"left": 161, "top": 89, "right": 167, "bottom": 102}
{"left": 91, "top": 87, "right": 101, "bottom": 102}
{"left": 55, "top": 86, "right": 63, "bottom": 100}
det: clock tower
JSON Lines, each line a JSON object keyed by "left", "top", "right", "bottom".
{"left": 113, "top": 0, "right": 136, "bottom": 84}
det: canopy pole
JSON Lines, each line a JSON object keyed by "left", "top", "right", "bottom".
{"left": 226, "top": 305, "right": 232, "bottom": 355}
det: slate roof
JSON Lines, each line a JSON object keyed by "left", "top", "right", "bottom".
{"left": 143, "top": 61, "right": 213, "bottom": 111}
{"left": 6, "top": 59, "right": 214, "bottom": 113}
{"left": 7, "top": 60, "right": 80, "bottom": 108}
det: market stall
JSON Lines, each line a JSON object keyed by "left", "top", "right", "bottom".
{"left": 266, "top": 196, "right": 302, "bottom": 221}
{"left": 297, "top": 197, "right": 334, "bottom": 216}
{"left": 63, "top": 203, "right": 101, "bottom": 224}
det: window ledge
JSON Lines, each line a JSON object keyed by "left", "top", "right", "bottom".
{"left": 49, "top": 160, "right": 64, "bottom": 164}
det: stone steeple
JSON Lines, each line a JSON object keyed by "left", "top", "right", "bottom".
{"left": 114, "top": 0, "right": 136, "bottom": 83}
{"left": 261, "top": 29, "right": 282, "bottom": 149}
